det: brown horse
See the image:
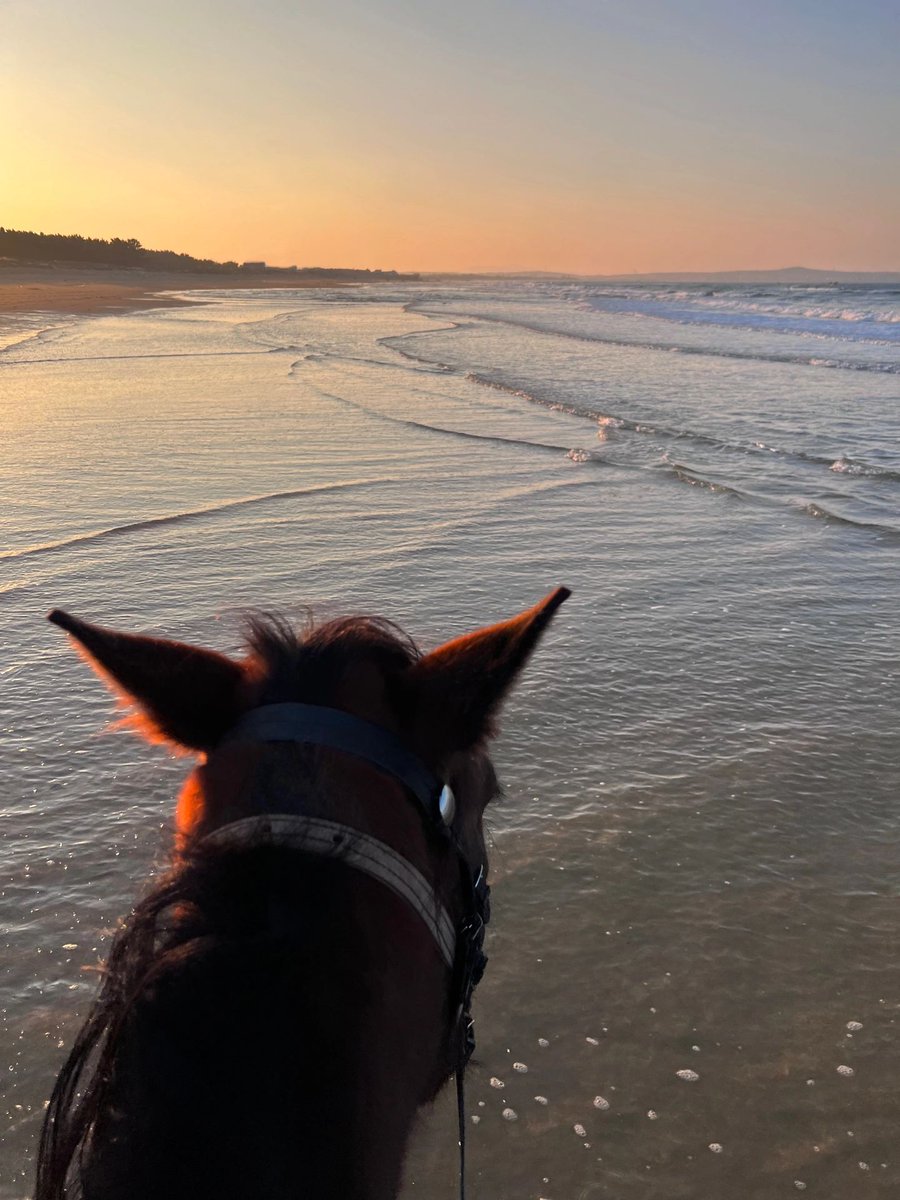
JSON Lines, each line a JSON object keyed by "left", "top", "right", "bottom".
{"left": 36, "top": 589, "right": 569, "bottom": 1200}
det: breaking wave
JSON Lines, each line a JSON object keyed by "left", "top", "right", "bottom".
{"left": 406, "top": 301, "right": 900, "bottom": 374}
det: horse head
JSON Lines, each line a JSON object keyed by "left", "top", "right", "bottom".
{"left": 38, "top": 589, "right": 569, "bottom": 1200}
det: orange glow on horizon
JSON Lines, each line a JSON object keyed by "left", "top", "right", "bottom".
{"left": 3, "top": 1, "right": 898, "bottom": 276}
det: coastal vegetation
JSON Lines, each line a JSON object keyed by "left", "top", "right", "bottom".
{"left": 0, "top": 227, "right": 418, "bottom": 280}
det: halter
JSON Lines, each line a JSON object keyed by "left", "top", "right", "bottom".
{"left": 206, "top": 701, "right": 490, "bottom": 1200}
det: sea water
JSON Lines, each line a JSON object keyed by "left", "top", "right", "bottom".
{"left": 1, "top": 279, "right": 898, "bottom": 1198}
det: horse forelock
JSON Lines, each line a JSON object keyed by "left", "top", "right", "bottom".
{"left": 243, "top": 612, "right": 421, "bottom": 707}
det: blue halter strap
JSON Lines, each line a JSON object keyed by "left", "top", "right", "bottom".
{"left": 220, "top": 702, "right": 445, "bottom": 824}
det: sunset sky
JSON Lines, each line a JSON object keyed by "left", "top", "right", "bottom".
{"left": 3, "top": 0, "right": 898, "bottom": 274}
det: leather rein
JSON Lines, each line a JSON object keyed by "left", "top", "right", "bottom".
{"left": 204, "top": 702, "right": 491, "bottom": 1200}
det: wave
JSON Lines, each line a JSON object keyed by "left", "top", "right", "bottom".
{"left": 464, "top": 371, "right": 656, "bottom": 433}
{"left": 386, "top": 313, "right": 900, "bottom": 482}
{"left": 652, "top": 451, "right": 897, "bottom": 523}
{"left": 580, "top": 300, "right": 900, "bottom": 346}
{"left": 302, "top": 349, "right": 449, "bottom": 377}
{"left": 578, "top": 285, "right": 900, "bottom": 335}
{"left": 800, "top": 502, "right": 900, "bottom": 538}
{"left": 406, "top": 304, "right": 900, "bottom": 374}
{"left": 285, "top": 319, "right": 900, "bottom": 544}
{"left": 313, "top": 385, "right": 602, "bottom": 462}
{"left": 0, "top": 323, "right": 64, "bottom": 356}
{"left": 743, "top": 440, "right": 900, "bottom": 482}
{"left": 827, "top": 455, "right": 900, "bottom": 481}
{"left": 665, "top": 463, "right": 743, "bottom": 496}
{"left": 661, "top": 465, "right": 897, "bottom": 535}
{"left": 317, "top": 382, "right": 899, "bottom": 536}
{"left": 0, "top": 478, "right": 399, "bottom": 563}
{"left": 0, "top": 348, "right": 278, "bottom": 368}
{"left": 381, "top": 318, "right": 465, "bottom": 372}
{"left": 315, "top": 367, "right": 900, "bottom": 541}
{"left": 0, "top": 320, "right": 75, "bottom": 361}
{"left": 456, "top": 370, "right": 900, "bottom": 484}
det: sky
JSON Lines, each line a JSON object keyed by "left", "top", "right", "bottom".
{"left": 2, "top": 0, "right": 898, "bottom": 274}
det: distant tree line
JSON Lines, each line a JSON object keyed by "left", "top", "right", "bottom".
{"left": 0, "top": 226, "right": 420, "bottom": 280}
{"left": 0, "top": 227, "right": 239, "bottom": 272}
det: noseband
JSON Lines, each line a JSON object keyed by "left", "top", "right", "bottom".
{"left": 205, "top": 702, "right": 490, "bottom": 1199}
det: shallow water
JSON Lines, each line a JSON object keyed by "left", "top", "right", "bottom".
{"left": 1, "top": 280, "right": 899, "bottom": 1197}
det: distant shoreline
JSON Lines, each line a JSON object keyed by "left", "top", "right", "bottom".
{"left": 0, "top": 263, "right": 351, "bottom": 319}
{"left": 4, "top": 263, "right": 896, "bottom": 323}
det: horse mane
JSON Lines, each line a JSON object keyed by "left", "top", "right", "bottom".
{"left": 36, "top": 613, "right": 424, "bottom": 1200}
{"left": 39, "top": 847, "right": 203, "bottom": 1195}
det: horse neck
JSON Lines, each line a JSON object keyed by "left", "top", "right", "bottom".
{"left": 82, "top": 854, "right": 450, "bottom": 1200}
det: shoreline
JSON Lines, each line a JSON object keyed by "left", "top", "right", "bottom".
{"left": 0, "top": 264, "right": 348, "bottom": 319}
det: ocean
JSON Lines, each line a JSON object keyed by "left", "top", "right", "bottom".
{"left": 1, "top": 278, "right": 898, "bottom": 1198}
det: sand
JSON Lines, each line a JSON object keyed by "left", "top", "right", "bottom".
{"left": 0, "top": 263, "right": 341, "bottom": 318}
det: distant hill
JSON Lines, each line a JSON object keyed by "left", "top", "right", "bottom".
{"left": 430, "top": 266, "right": 900, "bottom": 285}
{"left": 0, "top": 227, "right": 418, "bottom": 281}
{"left": 588, "top": 266, "right": 900, "bottom": 285}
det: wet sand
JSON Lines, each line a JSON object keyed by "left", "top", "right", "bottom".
{"left": 0, "top": 264, "right": 340, "bottom": 317}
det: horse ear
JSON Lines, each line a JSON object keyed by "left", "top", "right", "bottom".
{"left": 47, "top": 610, "right": 248, "bottom": 752}
{"left": 408, "top": 587, "right": 570, "bottom": 755}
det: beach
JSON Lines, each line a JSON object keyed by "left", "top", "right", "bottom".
{"left": 0, "top": 263, "right": 342, "bottom": 317}
{"left": 2, "top": 278, "right": 899, "bottom": 1199}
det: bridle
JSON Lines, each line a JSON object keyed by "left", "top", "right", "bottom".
{"left": 203, "top": 702, "right": 491, "bottom": 1200}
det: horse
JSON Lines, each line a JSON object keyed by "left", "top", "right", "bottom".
{"left": 36, "top": 588, "right": 569, "bottom": 1200}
